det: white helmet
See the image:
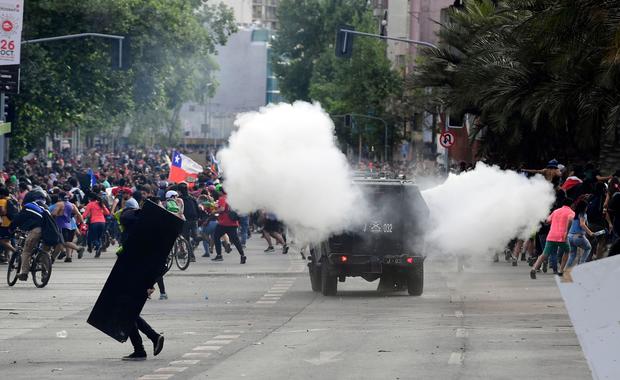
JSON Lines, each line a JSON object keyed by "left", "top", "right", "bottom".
{"left": 165, "top": 190, "right": 178, "bottom": 199}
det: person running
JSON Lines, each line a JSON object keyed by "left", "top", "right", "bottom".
{"left": 211, "top": 187, "right": 246, "bottom": 264}
{"left": 563, "top": 198, "right": 594, "bottom": 271}
{"left": 51, "top": 192, "right": 85, "bottom": 262}
{"left": 530, "top": 197, "right": 575, "bottom": 279}
{"left": 178, "top": 183, "right": 199, "bottom": 262}
{"left": 262, "top": 211, "right": 289, "bottom": 254}
{"left": 83, "top": 194, "right": 110, "bottom": 258}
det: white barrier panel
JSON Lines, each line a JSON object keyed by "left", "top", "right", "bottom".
{"left": 556, "top": 255, "right": 620, "bottom": 380}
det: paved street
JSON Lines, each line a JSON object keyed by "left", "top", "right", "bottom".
{"left": 0, "top": 239, "right": 590, "bottom": 380}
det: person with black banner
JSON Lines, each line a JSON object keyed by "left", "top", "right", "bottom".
{"left": 211, "top": 187, "right": 246, "bottom": 263}
{"left": 117, "top": 199, "right": 165, "bottom": 361}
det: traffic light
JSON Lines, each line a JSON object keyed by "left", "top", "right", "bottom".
{"left": 111, "top": 37, "right": 131, "bottom": 70}
{"left": 335, "top": 25, "right": 354, "bottom": 58}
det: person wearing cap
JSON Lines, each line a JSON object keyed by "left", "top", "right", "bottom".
{"left": 522, "top": 159, "right": 563, "bottom": 183}
{"left": 164, "top": 190, "right": 185, "bottom": 220}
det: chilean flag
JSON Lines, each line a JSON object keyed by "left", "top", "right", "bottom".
{"left": 168, "top": 151, "right": 203, "bottom": 186}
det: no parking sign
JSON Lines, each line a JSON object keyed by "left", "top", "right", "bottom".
{"left": 439, "top": 132, "right": 455, "bottom": 148}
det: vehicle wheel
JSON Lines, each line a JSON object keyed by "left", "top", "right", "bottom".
{"left": 308, "top": 262, "right": 321, "bottom": 292}
{"left": 407, "top": 263, "right": 424, "bottom": 296}
{"left": 320, "top": 260, "right": 337, "bottom": 296}
{"left": 175, "top": 238, "right": 191, "bottom": 271}
{"left": 32, "top": 253, "right": 52, "bottom": 288}
{"left": 7, "top": 253, "right": 20, "bottom": 286}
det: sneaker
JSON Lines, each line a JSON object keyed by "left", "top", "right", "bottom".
{"left": 77, "top": 247, "right": 85, "bottom": 259}
{"left": 94, "top": 247, "right": 102, "bottom": 258}
{"left": 557, "top": 272, "right": 563, "bottom": 277}
{"left": 264, "top": 246, "right": 275, "bottom": 253}
{"left": 122, "top": 351, "right": 147, "bottom": 361}
{"left": 530, "top": 270, "right": 536, "bottom": 280}
{"left": 511, "top": 260, "right": 517, "bottom": 267}
{"left": 153, "top": 334, "right": 164, "bottom": 356}
{"left": 211, "top": 255, "right": 223, "bottom": 262}
{"left": 159, "top": 293, "right": 168, "bottom": 300}
{"left": 224, "top": 243, "right": 232, "bottom": 254}
{"left": 240, "top": 255, "right": 247, "bottom": 264}
{"left": 282, "top": 245, "right": 289, "bottom": 255}
{"left": 542, "top": 260, "right": 548, "bottom": 273}
{"left": 87, "top": 246, "right": 93, "bottom": 253}
{"left": 202, "top": 252, "right": 211, "bottom": 258}
{"left": 189, "top": 254, "right": 196, "bottom": 263}
{"left": 17, "top": 273, "right": 28, "bottom": 281}
{"left": 64, "top": 257, "right": 73, "bottom": 263}
{"left": 57, "top": 252, "right": 66, "bottom": 260}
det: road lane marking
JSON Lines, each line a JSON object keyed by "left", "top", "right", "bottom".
{"left": 182, "top": 353, "right": 211, "bottom": 358}
{"left": 138, "top": 375, "right": 174, "bottom": 380}
{"left": 223, "top": 330, "right": 245, "bottom": 333}
{"left": 213, "top": 335, "right": 240, "bottom": 339}
{"left": 204, "top": 340, "right": 232, "bottom": 345}
{"left": 169, "top": 360, "right": 200, "bottom": 365}
{"left": 304, "top": 351, "right": 343, "bottom": 365}
{"left": 256, "top": 300, "right": 277, "bottom": 304}
{"left": 455, "top": 328, "right": 468, "bottom": 338}
{"left": 448, "top": 352, "right": 464, "bottom": 365}
{"left": 155, "top": 367, "right": 187, "bottom": 373}
{"left": 261, "top": 294, "right": 281, "bottom": 298}
{"left": 193, "top": 346, "right": 222, "bottom": 351}
{"left": 455, "top": 310, "right": 464, "bottom": 318}
{"left": 267, "top": 290, "right": 287, "bottom": 293}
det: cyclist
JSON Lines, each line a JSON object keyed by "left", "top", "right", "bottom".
{"left": 10, "top": 198, "right": 46, "bottom": 281}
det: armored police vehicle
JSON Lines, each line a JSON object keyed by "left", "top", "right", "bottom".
{"left": 307, "top": 179, "right": 429, "bottom": 296}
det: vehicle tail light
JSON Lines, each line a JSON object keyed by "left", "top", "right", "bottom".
{"left": 406, "top": 257, "right": 414, "bottom": 264}
{"left": 340, "top": 255, "right": 348, "bottom": 263}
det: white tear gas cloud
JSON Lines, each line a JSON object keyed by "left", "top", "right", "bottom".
{"left": 218, "top": 101, "right": 364, "bottom": 242}
{"left": 421, "top": 163, "right": 555, "bottom": 257}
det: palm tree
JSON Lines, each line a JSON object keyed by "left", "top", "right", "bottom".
{"left": 410, "top": 0, "right": 620, "bottom": 171}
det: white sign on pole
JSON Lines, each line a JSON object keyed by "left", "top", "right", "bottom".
{"left": 0, "top": 0, "right": 23, "bottom": 66}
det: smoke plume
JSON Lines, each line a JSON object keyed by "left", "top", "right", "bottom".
{"left": 421, "top": 163, "right": 555, "bottom": 257}
{"left": 218, "top": 102, "right": 364, "bottom": 242}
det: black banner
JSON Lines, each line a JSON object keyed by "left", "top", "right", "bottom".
{"left": 87, "top": 200, "right": 183, "bottom": 342}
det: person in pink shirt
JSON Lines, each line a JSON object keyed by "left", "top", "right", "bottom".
{"left": 530, "top": 197, "right": 575, "bottom": 279}
{"left": 82, "top": 195, "right": 110, "bottom": 258}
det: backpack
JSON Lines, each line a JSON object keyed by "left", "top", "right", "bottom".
{"left": 166, "top": 199, "right": 180, "bottom": 214}
{"left": 41, "top": 209, "right": 64, "bottom": 246}
{"left": 227, "top": 209, "right": 241, "bottom": 222}
{"left": 6, "top": 198, "right": 18, "bottom": 220}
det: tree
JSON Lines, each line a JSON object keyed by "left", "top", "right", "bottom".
{"left": 12, "top": 0, "right": 236, "bottom": 156}
{"left": 410, "top": 0, "right": 620, "bottom": 171}
{"left": 273, "top": 0, "right": 401, "bottom": 159}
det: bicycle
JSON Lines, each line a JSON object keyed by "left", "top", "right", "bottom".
{"left": 166, "top": 235, "right": 191, "bottom": 271}
{"left": 7, "top": 230, "right": 53, "bottom": 288}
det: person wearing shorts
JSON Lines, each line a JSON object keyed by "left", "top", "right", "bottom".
{"left": 531, "top": 197, "right": 575, "bottom": 279}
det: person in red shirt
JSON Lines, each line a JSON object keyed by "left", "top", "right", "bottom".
{"left": 83, "top": 195, "right": 110, "bottom": 258}
{"left": 211, "top": 188, "right": 246, "bottom": 264}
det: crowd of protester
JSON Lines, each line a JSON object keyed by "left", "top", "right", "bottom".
{"left": 0, "top": 147, "right": 293, "bottom": 290}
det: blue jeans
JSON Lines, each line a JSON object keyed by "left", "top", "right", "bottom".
{"left": 201, "top": 220, "right": 218, "bottom": 254}
{"left": 239, "top": 216, "right": 250, "bottom": 246}
{"left": 566, "top": 234, "right": 591, "bottom": 268}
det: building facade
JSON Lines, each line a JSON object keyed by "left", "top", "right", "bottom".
{"left": 179, "top": 0, "right": 281, "bottom": 146}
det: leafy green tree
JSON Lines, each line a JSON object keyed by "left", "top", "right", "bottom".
{"left": 12, "top": 0, "right": 236, "bottom": 157}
